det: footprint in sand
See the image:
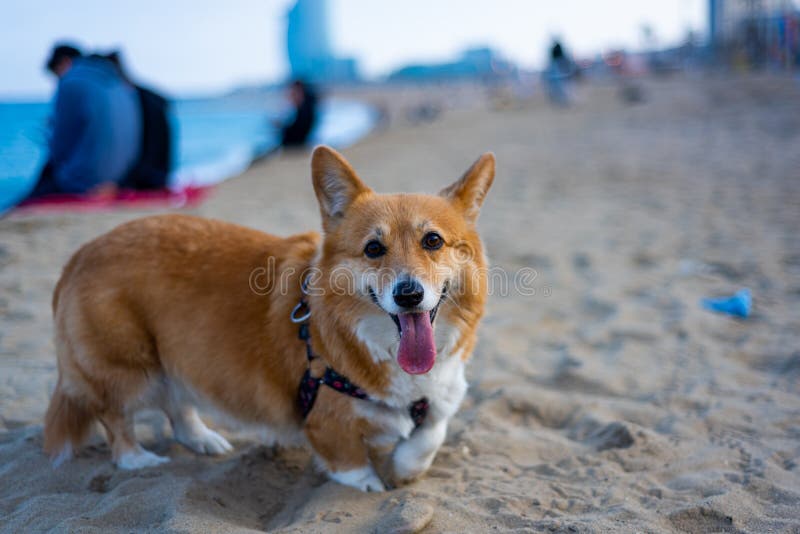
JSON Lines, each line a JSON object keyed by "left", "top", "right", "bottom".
{"left": 705, "top": 260, "right": 746, "bottom": 281}
{"left": 373, "top": 500, "right": 434, "bottom": 534}
{"left": 631, "top": 250, "right": 657, "bottom": 269}
{"left": 580, "top": 296, "right": 617, "bottom": 322}
{"left": 782, "top": 254, "right": 800, "bottom": 275}
{"left": 586, "top": 422, "right": 635, "bottom": 451}
{"left": 0, "top": 245, "right": 12, "bottom": 268}
{"left": 567, "top": 419, "right": 635, "bottom": 451}
{"left": 513, "top": 252, "right": 553, "bottom": 271}
{"left": 668, "top": 506, "right": 738, "bottom": 533}
{"left": 572, "top": 252, "right": 595, "bottom": 282}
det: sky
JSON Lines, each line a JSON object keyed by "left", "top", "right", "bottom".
{"left": 0, "top": 0, "right": 707, "bottom": 99}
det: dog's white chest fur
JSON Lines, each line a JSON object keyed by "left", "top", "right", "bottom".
{"left": 354, "top": 315, "right": 467, "bottom": 444}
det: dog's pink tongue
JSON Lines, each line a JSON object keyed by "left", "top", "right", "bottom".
{"left": 397, "top": 312, "right": 437, "bottom": 374}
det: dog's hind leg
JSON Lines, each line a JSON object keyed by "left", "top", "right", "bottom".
{"left": 50, "top": 281, "right": 170, "bottom": 469}
{"left": 99, "top": 410, "right": 169, "bottom": 469}
{"left": 164, "top": 383, "right": 232, "bottom": 455}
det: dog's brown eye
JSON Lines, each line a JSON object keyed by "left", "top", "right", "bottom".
{"left": 364, "top": 240, "right": 386, "bottom": 258}
{"left": 422, "top": 232, "right": 444, "bottom": 251}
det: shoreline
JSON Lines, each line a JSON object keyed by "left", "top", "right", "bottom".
{"left": 0, "top": 95, "right": 379, "bottom": 212}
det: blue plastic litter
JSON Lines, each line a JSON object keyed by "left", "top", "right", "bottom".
{"left": 701, "top": 288, "right": 752, "bottom": 318}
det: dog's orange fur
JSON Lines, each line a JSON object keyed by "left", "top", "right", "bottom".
{"left": 44, "top": 146, "right": 494, "bottom": 490}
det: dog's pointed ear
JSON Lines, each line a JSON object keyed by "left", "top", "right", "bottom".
{"left": 440, "top": 153, "right": 495, "bottom": 223}
{"left": 311, "top": 146, "right": 372, "bottom": 232}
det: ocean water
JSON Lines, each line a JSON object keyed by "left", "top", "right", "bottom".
{"left": 0, "top": 95, "right": 376, "bottom": 212}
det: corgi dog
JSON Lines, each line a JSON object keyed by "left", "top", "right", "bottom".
{"left": 44, "top": 146, "right": 494, "bottom": 492}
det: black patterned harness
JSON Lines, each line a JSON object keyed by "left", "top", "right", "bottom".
{"left": 291, "top": 288, "right": 429, "bottom": 428}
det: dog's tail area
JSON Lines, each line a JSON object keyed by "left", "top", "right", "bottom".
{"left": 43, "top": 382, "right": 97, "bottom": 467}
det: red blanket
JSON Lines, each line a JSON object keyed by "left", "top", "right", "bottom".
{"left": 14, "top": 186, "right": 211, "bottom": 214}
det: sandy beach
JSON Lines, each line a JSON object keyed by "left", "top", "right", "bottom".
{"left": 1, "top": 75, "right": 800, "bottom": 532}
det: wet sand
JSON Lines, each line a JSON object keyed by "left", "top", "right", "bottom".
{"left": 1, "top": 75, "right": 800, "bottom": 532}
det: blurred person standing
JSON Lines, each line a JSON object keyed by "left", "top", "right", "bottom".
{"left": 28, "top": 43, "right": 141, "bottom": 198}
{"left": 280, "top": 80, "right": 318, "bottom": 148}
{"left": 545, "top": 39, "right": 575, "bottom": 106}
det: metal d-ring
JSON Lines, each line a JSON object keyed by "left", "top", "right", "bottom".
{"left": 300, "top": 274, "right": 312, "bottom": 296}
{"left": 290, "top": 300, "right": 311, "bottom": 323}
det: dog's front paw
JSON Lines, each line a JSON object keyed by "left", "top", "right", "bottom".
{"left": 177, "top": 427, "right": 233, "bottom": 456}
{"left": 329, "top": 466, "right": 386, "bottom": 492}
{"left": 391, "top": 421, "right": 447, "bottom": 482}
{"left": 392, "top": 443, "right": 435, "bottom": 483}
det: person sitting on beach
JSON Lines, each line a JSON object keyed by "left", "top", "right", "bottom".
{"left": 103, "top": 51, "right": 172, "bottom": 191}
{"left": 280, "top": 80, "right": 318, "bottom": 148}
{"left": 27, "top": 44, "right": 142, "bottom": 198}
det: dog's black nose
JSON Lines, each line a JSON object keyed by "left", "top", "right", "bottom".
{"left": 393, "top": 279, "right": 424, "bottom": 308}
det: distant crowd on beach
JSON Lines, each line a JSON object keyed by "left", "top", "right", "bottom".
{"left": 27, "top": 42, "right": 319, "bottom": 201}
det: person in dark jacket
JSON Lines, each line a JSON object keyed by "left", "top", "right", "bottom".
{"left": 121, "top": 86, "right": 171, "bottom": 190}
{"left": 280, "top": 80, "right": 318, "bottom": 148}
{"left": 28, "top": 44, "right": 142, "bottom": 198}
{"left": 104, "top": 51, "right": 172, "bottom": 190}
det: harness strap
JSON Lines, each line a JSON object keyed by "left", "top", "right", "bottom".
{"left": 297, "top": 367, "right": 370, "bottom": 418}
{"left": 294, "top": 293, "right": 428, "bottom": 428}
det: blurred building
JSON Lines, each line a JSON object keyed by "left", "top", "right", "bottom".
{"left": 286, "top": 0, "right": 359, "bottom": 83}
{"left": 387, "top": 47, "right": 515, "bottom": 82}
{"left": 709, "top": 0, "right": 799, "bottom": 68}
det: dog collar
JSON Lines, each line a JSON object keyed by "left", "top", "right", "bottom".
{"left": 292, "top": 289, "right": 429, "bottom": 428}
